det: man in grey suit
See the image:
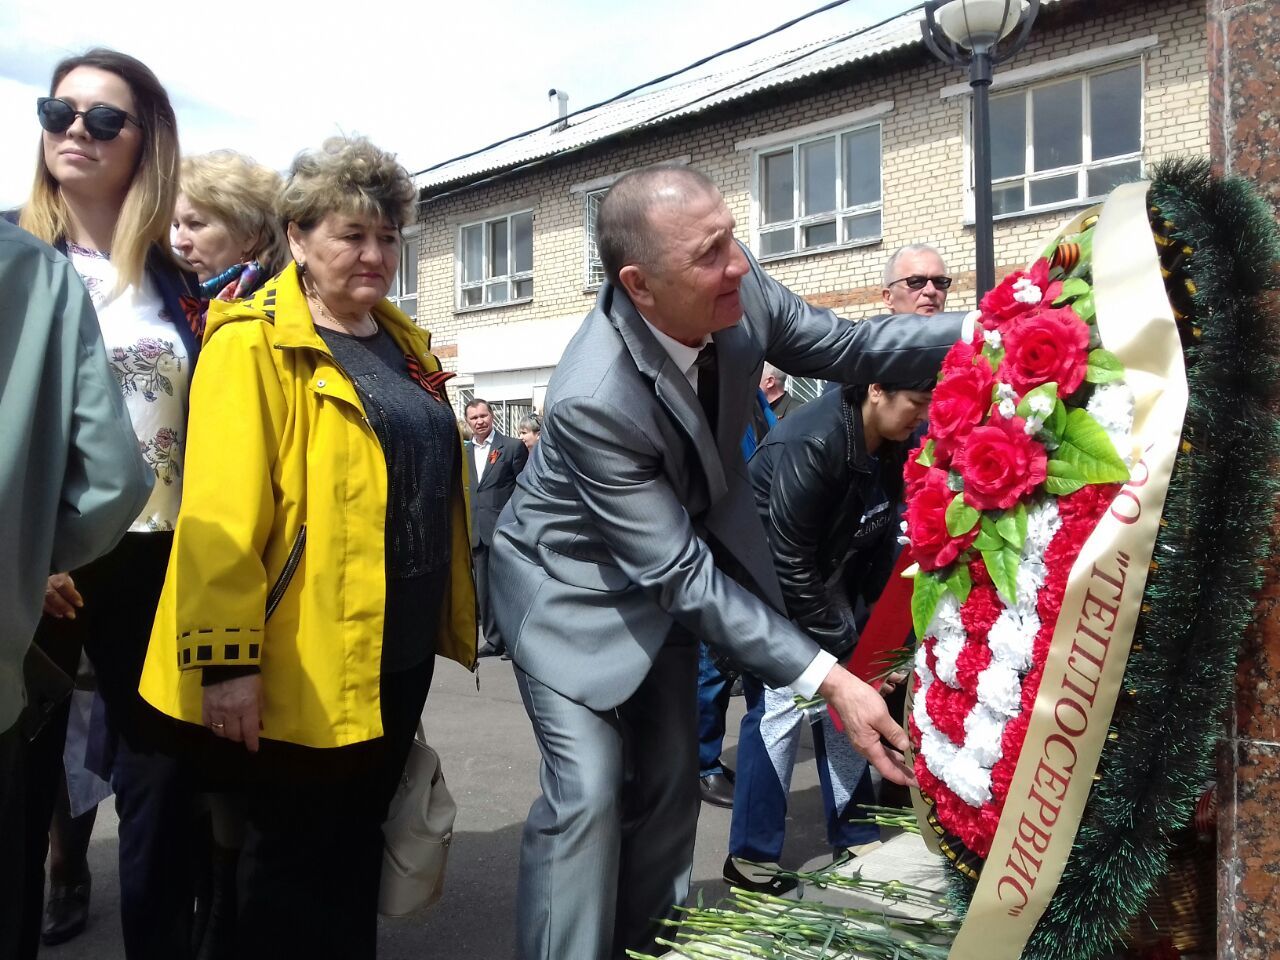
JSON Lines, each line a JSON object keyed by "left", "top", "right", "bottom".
{"left": 465, "top": 398, "right": 529, "bottom": 656}
{"left": 488, "top": 165, "right": 967, "bottom": 960}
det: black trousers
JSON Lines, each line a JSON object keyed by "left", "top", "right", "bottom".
{"left": 18, "top": 532, "right": 197, "bottom": 960}
{"left": 235, "top": 657, "right": 435, "bottom": 960}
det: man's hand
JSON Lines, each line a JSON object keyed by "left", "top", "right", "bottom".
{"left": 203, "top": 674, "right": 263, "bottom": 752}
{"left": 818, "top": 663, "right": 917, "bottom": 787}
{"left": 43, "top": 573, "right": 83, "bottom": 619}
{"left": 878, "top": 670, "right": 908, "bottom": 697}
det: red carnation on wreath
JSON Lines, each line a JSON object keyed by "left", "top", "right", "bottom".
{"left": 999, "top": 305, "right": 1091, "bottom": 397}
{"left": 979, "top": 257, "right": 1064, "bottom": 334}
{"left": 905, "top": 467, "right": 978, "bottom": 570}
{"left": 954, "top": 414, "right": 1047, "bottom": 511}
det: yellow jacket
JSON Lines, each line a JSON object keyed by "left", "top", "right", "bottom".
{"left": 139, "top": 263, "right": 477, "bottom": 748}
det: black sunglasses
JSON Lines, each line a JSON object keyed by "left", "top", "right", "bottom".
{"left": 37, "top": 97, "right": 140, "bottom": 141}
{"left": 888, "top": 274, "right": 953, "bottom": 291}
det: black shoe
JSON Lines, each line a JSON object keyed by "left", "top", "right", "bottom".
{"left": 699, "top": 772, "right": 735, "bottom": 808}
{"left": 477, "top": 641, "right": 503, "bottom": 658}
{"left": 42, "top": 875, "right": 91, "bottom": 946}
{"left": 729, "top": 676, "right": 744, "bottom": 697}
{"left": 721, "top": 856, "right": 799, "bottom": 895}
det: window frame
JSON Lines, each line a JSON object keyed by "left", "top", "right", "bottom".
{"left": 387, "top": 228, "right": 419, "bottom": 320}
{"left": 584, "top": 187, "right": 607, "bottom": 291}
{"left": 751, "top": 119, "right": 884, "bottom": 263}
{"left": 965, "top": 59, "right": 1145, "bottom": 222}
{"left": 456, "top": 209, "right": 534, "bottom": 311}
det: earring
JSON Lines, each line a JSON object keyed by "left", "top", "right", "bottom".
{"left": 297, "top": 259, "right": 306, "bottom": 276}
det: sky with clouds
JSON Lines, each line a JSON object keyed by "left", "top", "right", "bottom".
{"left": 0, "top": 0, "right": 920, "bottom": 208}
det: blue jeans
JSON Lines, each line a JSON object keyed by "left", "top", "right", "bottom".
{"left": 696, "top": 643, "right": 732, "bottom": 777}
{"left": 729, "top": 674, "right": 877, "bottom": 862}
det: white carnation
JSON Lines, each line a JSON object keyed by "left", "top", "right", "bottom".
{"left": 945, "top": 751, "right": 994, "bottom": 806}
{"left": 963, "top": 705, "right": 1006, "bottom": 768}
{"left": 977, "top": 661, "right": 1023, "bottom": 718}
{"left": 1024, "top": 499, "right": 1061, "bottom": 555}
{"left": 1012, "top": 276, "right": 1043, "bottom": 305}
{"left": 987, "top": 608, "right": 1037, "bottom": 672}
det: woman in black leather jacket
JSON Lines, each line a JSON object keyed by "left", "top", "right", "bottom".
{"left": 724, "top": 376, "right": 932, "bottom": 891}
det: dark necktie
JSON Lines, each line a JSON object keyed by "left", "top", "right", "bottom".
{"left": 693, "top": 341, "right": 719, "bottom": 432}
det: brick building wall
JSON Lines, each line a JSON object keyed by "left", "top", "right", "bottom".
{"left": 415, "top": 0, "right": 1208, "bottom": 414}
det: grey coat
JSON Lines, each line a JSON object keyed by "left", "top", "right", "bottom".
{"left": 489, "top": 245, "right": 962, "bottom": 711}
{"left": 0, "top": 221, "right": 152, "bottom": 729}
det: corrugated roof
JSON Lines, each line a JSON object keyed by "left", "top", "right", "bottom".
{"left": 417, "top": 8, "right": 927, "bottom": 192}
{"left": 417, "top": 0, "right": 1066, "bottom": 193}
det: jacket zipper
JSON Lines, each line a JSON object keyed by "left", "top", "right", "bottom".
{"left": 265, "top": 524, "right": 307, "bottom": 621}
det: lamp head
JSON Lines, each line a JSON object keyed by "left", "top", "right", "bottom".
{"left": 921, "top": 0, "right": 1039, "bottom": 66}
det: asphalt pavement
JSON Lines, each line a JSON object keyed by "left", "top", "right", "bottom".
{"left": 40, "top": 657, "right": 842, "bottom": 960}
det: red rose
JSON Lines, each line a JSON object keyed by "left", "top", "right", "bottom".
{"left": 904, "top": 436, "right": 932, "bottom": 495}
{"left": 906, "top": 468, "right": 977, "bottom": 571}
{"left": 998, "top": 306, "right": 1090, "bottom": 397}
{"left": 954, "top": 415, "right": 1047, "bottom": 511}
{"left": 979, "top": 258, "right": 1063, "bottom": 334}
{"left": 941, "top": 330, "right": 981, "bottom": 374}
{"left": 929, "top": 354, "right": 995, "bottom": 459}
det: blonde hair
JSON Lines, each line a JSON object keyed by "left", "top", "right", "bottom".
{"left": 279, "top": 136, "right": 415, "bottom": 232}
{"left": 19, "top": 48, "right": 180, "bottom": 292}
{"left": 180, "top": 150, "right": 287, "bottom": 275}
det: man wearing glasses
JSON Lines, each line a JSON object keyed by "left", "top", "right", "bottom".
{"left": 882, "top": 244, "right": 951, "bottom": 316}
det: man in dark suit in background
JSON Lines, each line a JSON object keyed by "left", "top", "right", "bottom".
{"left": 465, "top": 398, "right": 528, "bottom": 657}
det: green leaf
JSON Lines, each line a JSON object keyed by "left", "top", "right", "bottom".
{"left": 996, "top": 502, "right": 1028, "bottom": 550}
{"left": 1053, "top": 277, "right": 1091, "bottom": 305}
{"left": 1072, "top": 291, "right": 1097, "bottom": 324}
{"left": 944, "top": 564, "right": 972, "bottom": 604}
{"left": 1046, "top": 398, "right": 1068, "bottom": 440}
{"left": 1085, "top": 348, "right": 1125, "bottom": 384}
{"left": 973, "top": 515, "right": 1003, "bottom": 551}
{"left": 1057, "top": 408, "right": 1130, "bottom": 484}
{"left": 982, "top": 344, "right": 1005, "bottom": 369}
{"left": 945, "top": 494, "right": 980, "bottom": 537}
{"left": 1016, "top": 382, "right": 1059, "bottom": 420}
{"left": 1044, "top": 458, "right": 1087, "bottom": 496}
{"left": 982, "top": 546, "right": 1021, "bottom": 604}
{"left": 911, "top": 571, "right": 947, "bottom": 641}
{"left": 916, "top": 439, "right": 935, "bottom": 468}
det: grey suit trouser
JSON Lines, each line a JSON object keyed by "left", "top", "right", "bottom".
{"left": 515, "top": 639, "right": 699, "bottom": 960}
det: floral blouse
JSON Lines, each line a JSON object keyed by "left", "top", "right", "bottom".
{"left": 68, "top": 242, "right": 189, "bottom": 532}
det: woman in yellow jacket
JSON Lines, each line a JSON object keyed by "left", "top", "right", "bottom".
{"left": 140, "top": 136, "right": 476, "bottom": 958}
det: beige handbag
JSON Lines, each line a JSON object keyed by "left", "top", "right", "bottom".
{"left": 378, "top": 725, "right": 457, "bottom": 916}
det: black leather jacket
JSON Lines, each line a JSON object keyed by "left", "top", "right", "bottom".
{"left": 748, "top": 387, "right": 901, "bottom": 658}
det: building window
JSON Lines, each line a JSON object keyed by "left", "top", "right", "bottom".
{"left": 458, "top": 210, "right": 533, "bottom": 309}
{"left": 584, "top": 188, "right": 607, "bottom": 289}
{"left": 982, "top": 62, "right": 1142, "bottom": 217}
{"left": 388, "top": 232, "right": 418, "bottom": 319}
{"left": 755, "top": 122, "right": 882, "bottom": 259}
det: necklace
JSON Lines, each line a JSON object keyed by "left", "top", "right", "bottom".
{"left": 304, "top": 278, "right": 378, "bottom": 336}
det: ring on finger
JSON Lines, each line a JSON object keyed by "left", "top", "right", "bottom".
{"left": 211, "top": 720, "right": 225, "bottom": 731}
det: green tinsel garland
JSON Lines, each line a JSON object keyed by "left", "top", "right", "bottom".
{"left": 944, "top": 158, "right": 1280, "bottom": 959}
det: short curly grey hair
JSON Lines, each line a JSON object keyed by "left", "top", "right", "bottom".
{"left": 279, "top": 135, "right": 415, "bottom": 231}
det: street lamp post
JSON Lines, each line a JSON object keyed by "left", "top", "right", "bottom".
{"left": 922, "top": 0, "right": 1040, "bottom": 300}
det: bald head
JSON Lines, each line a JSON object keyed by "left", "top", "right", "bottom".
{"left": 596, "top": 164, "right": 720, "bottom": 285}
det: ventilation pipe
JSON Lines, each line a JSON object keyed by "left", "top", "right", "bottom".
{"left": 547, "top": 88, "right": 569, "bottom": 131}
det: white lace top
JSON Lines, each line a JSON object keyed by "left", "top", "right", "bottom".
{"left": 67, "top": 242, "right": 189, "bottom": 532}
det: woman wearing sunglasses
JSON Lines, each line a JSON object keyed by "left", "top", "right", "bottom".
{"left": 15, "top": 48, "right": 202, "bottom": 960}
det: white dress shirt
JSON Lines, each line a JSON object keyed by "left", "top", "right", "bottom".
{"left": 640, "top": 318, "right": 836, "bottom": 697}
{"left": 472, "top": 430, "right": 494, "bottom": 479}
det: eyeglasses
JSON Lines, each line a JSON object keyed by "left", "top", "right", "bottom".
{"left": 37, "top": 97, "right": 140, "bottom": 141}
{"left": 887, "top": 275, "right": 953, "bottom": 291}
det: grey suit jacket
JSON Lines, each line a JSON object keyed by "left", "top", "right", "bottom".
{"left": 489, "top": 245, "right": 963, "bottom": 710}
